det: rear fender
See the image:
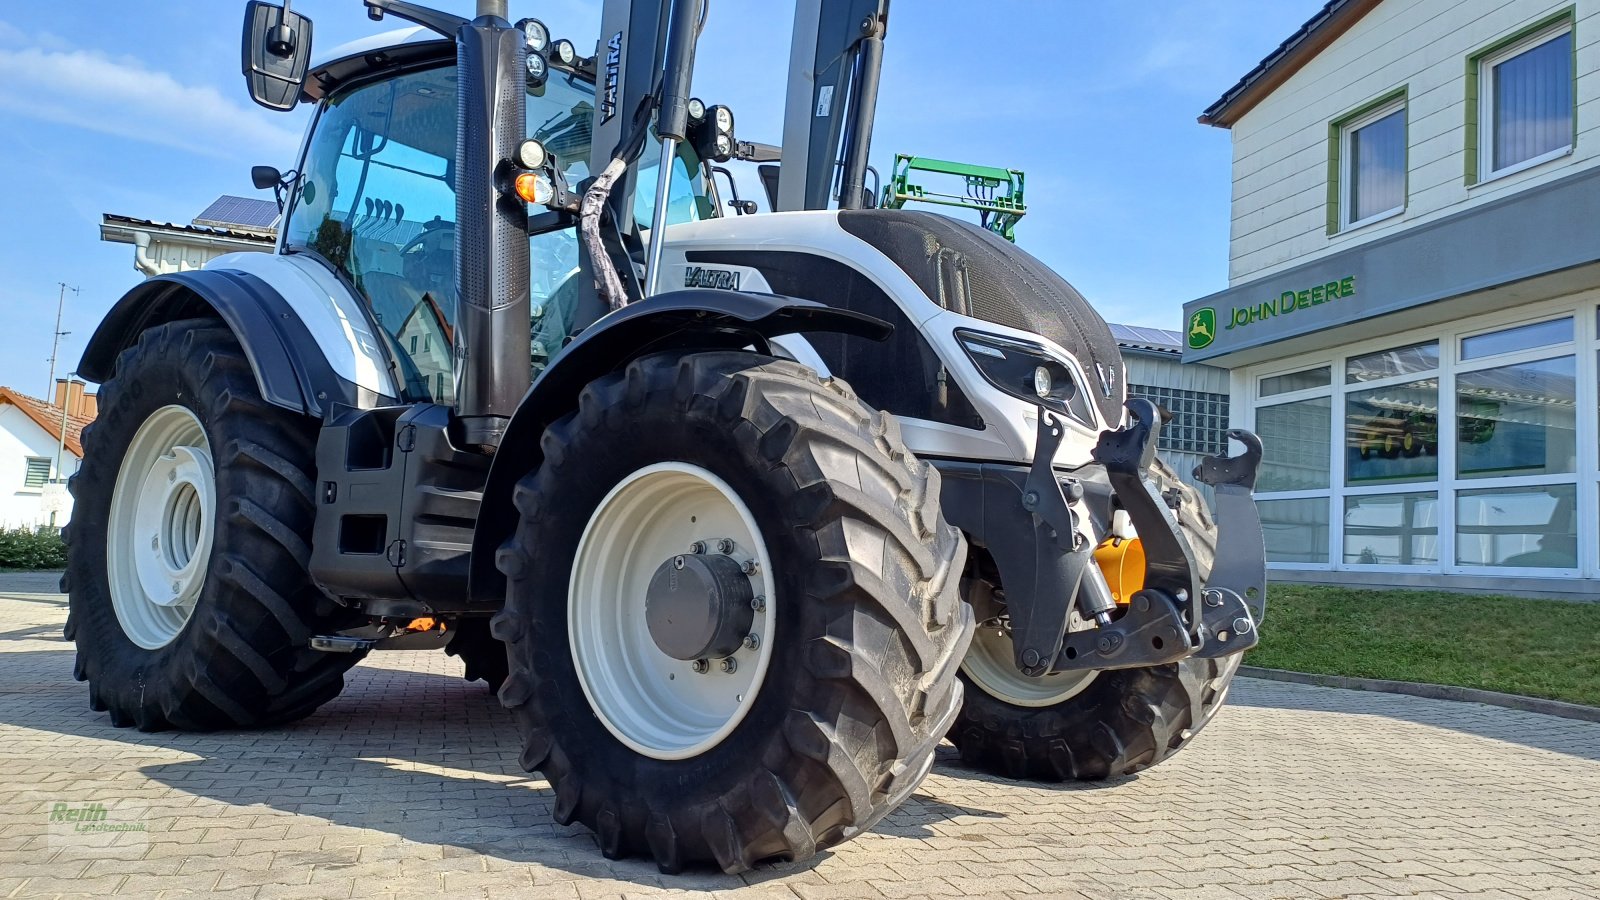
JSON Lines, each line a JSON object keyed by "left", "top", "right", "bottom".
{"left": 466, "top": 289, "right": 890, "bottom": 602}
{"left": 77, "top": 268, "right": 388, "bottom": 418}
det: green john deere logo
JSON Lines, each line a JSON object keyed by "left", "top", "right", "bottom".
{"left": 1187, "top": 308, "right": 1216, "bottom": 350}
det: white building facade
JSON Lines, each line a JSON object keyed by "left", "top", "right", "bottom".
{"left": 0, "top": 384, "right": 93, "bottom": 528}
{"left": 1184, "top": 0, "right": 1600, "bottom": 597}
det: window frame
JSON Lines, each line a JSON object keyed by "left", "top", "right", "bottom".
{"left": 1472, "top": 18, "right": 1577, "bottom": 185}
{"left": 1339, "top": 97, "right": 1408, "bottom": 232}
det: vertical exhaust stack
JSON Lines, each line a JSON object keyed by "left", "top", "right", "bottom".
{"left": 453, "top": 8, "right": 531, "bottom": 450}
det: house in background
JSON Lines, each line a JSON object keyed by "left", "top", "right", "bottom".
{"left": 0, "top": 381, "right": 97, "bottom": 528}
{"left": 100, "top": 195, "right": 277, "bottom": 277}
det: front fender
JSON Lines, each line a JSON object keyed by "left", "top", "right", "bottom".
{"left": 77, "top": 269, "right": 372, "bottom": 418}
{"left": 467, "top": 288, "right": 890, "bottom": 602}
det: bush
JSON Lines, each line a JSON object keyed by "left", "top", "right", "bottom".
{"left": 0, "top": 525, "right": 67, "bottom": 570}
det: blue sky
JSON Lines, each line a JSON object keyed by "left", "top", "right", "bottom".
{"left": 0, "top": 0, "right": 1321, "bottom": 396}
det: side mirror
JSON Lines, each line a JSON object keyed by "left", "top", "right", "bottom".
{"left": 251, "top": 166, "right": 282, "bottom": 190}
{"left": 241, "top": 1, "right": 314, "bottom": 112}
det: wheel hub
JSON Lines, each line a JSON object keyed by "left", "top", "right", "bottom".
{"left": 106, "top": 405, "right": 214, "bottom": 650}
{"left": 133, "top": 445, "right": 215, "bottom": 608}
{"left": 645, "top": 552, "right": 754, "bottom": 661}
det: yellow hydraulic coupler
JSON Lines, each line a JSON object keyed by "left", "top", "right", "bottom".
{"left": 1093, "top": 537, "right": 1144, "bottom": 604}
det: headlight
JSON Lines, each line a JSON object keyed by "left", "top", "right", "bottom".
{"left": 525, "top": 52, "right": 547, "bottom": 85}
{"left": 552, "top": 39, "right": 577, "bottom": 66}
{"left": 518, "top": 18, "right": 549, "bottom": 53}
{"left": 957, "top": 329, "right": 1087, "bottom": 422}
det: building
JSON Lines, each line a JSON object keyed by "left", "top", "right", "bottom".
{"left": 0, "top": 382, "right": 96, "bottom": 528}
{"left": 100, "top": 196, "right": 277, "bottom": 276}
{"left": 1110, "top": 324, "right": 1232, "bottom": 493}
{"left": 1183, "top": 0, "right": 1600, "bottom": 597}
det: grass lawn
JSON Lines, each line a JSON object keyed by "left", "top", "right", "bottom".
{"left": 1247, "top": 584, "right": 1600, "bottom": 707}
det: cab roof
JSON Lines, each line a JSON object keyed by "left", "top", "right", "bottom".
{"left": 303, "top": 26, "right": 454, "bottom": 103}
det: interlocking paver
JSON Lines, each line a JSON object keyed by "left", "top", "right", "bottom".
{"left": 3, "top": 580, "right": 1599, "bottom": 899}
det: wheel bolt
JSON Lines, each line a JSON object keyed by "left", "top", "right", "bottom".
{"left": 672, "top": 555, "right": 686, "bottom": 570}
{"left": 741, "top": 559, "right": 759, "bottom": 576}
{"left": 716, "top": 538, "right": 735, "bottom": 555}
{"left": 720, "top": 658, "right": 737, "bottom": 674}
{"left": 743, "top": 633, "right": 760, "bottom": 650}
{"left": 751, "top": 595, "right": 766, "bottom": 612}
{"left": 689, "top": 541, "right": 706, "bottom": 554}
{"left": 171, "top": 582, "right": 180, "bottom": 595}
{"left": 168, "top": 470, "right": 176, "bottom": 484}
{"left": 691, "top": 659, "right": 709, "bottom": 674}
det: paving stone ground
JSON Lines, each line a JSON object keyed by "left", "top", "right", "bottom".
{"left": 2, "top": 574, "right": 1597, "bottom": 899}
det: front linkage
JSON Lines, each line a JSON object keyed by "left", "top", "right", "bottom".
{"left": 1014, "top": 400, "right": 1266, "bottom": 678}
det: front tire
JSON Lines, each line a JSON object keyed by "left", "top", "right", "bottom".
{"left": 493, "top": 351, "right": 973, "bottom": 873}
{"left": 64, "top": 320, "right": 362, "bottom": 731}
{"left": 949, "top": 461, "right": 1241, "bottom": 779}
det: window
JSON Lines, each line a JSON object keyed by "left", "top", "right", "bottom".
{"left": 1461, "top": 316, "right": 1572, "bottom": 360}
{"left": 1457, "top": 484, "right": 1577, "bottom": 569}
{"left": 1474, "top": 22, "right": 1574, "bottom": 182}
{"left": 1347, "top": 341, "right": 1438, "bottom": 383}
{"left": 1261, "top": 498, "right": 1331, "bottom": 564}
{"left": 1346, "top": 378, "right": 1440, "bottom": 484}
{"left": 23, "top": 457, "right": 50, "bottom": 489}
{"left": 285, "top": 66, "right": 460, "bottom": 403}
{"left": 1339, "top": 98, "right": 1406, "bottom": 229}
{"left": 1256, "top": 397, "right": 1332, "bottom": 491}
{"left": 1260, "top": 366, "right": 1330, "bottom": 397}
{"left": 1457, "top": 356, "right": 1578, "bottom": 478}
{"left": 1345, "top": 493, "right": 1439, "bottom": 566}
{"left": 1128, "top": 385, "right": 1229, "bottom": 455}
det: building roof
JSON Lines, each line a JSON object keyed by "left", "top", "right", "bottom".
{"left": 0, "top": 387, "right": 94, "bottom": 458}
{"left": 100, "top": 213, "right": 276, "bottom": 246}
{"left": 1199, "top": 0, "right": 1383, "bottom": 128}
{"left": 194, "top": 195, "right": 281, "bottom": 231}
{"left": 1109, "top": 322, "right": 1184, "bottom": 356}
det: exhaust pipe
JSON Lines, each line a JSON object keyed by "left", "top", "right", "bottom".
{"left": 476, "top": 1, "right": 508, "bottom": 18}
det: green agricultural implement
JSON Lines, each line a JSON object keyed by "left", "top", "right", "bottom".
{"left": 884, "top": 153, "right": 1028, "bottom": 241}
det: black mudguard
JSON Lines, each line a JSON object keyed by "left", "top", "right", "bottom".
{"left": 77, "top": 269, "right": 368, "bottom": 417}
{"left": 466, "top": 288, "right": 891, "bottom": 602}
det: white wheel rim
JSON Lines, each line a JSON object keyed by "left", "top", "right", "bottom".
{"left": 106, "top": 405, "right": 215, "bottom": 650}
{"left": 961, "top": 578, "right": 1098, "bottom": 708}
{"left": 569, "top": 462, "right": 775, "bottom": 760}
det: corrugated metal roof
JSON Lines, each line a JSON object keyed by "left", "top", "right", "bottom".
{"left": 1109, "top": 322, "right": 1184, "bottom": 354}
{"left": 193, "top": 195, "right": 281, "bottom": 231}
{"left": 101, "top": 213, "right": 276, "bottom": 244}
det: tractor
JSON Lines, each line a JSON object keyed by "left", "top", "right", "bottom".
{"left": 63, "top": 0, "right": 1267, "bottom": 874}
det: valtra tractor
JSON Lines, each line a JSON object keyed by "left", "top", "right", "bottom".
{"left": 63, "top": 0, "right": 1268, "bottom": 873}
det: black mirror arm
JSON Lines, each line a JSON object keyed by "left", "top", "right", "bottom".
{"left": 363, "top": 0, "right": 468, "bottom": 36}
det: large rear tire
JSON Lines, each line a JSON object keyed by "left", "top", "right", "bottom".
{"left": 64, "top": 320, "right": 362, "bottom": 731}
{"left": 492, "top": 351, "right": 973, "bottom": 873}
{"left": 948, "top": 461, "right": 1241, "bottom": 779}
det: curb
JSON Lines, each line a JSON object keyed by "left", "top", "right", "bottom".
{"left": 1238, "top": 666, "right": 1600, "bottom": 724}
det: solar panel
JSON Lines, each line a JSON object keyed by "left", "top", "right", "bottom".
{"left": 193, "top": 195, "right": 281, "bottom": 230}
{"left": 1108, "top": 322, "right": 1183, "bottom": 350}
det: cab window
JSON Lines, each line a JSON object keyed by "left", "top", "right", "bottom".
{"left": 284, "top": 66, "right": 459, "bottom": 402}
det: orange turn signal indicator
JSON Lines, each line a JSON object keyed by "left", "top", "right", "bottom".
{"left": 514, "top": 171, "right": 553, "bottom": 205}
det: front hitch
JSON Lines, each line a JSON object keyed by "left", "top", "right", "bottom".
{"left": 1052, "top": 402, "right": 1267, "bottom": 672}
{"left": 1008, "top": 410, "right": 1094, "bottom": 676}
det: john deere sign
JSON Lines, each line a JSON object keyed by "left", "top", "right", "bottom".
{"left": 1224, "top": 276, "right": 1356, "bottom": 332}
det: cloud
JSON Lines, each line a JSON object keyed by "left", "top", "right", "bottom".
{"left": 0, "top": 39, "right": 301, "bottom": 162}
